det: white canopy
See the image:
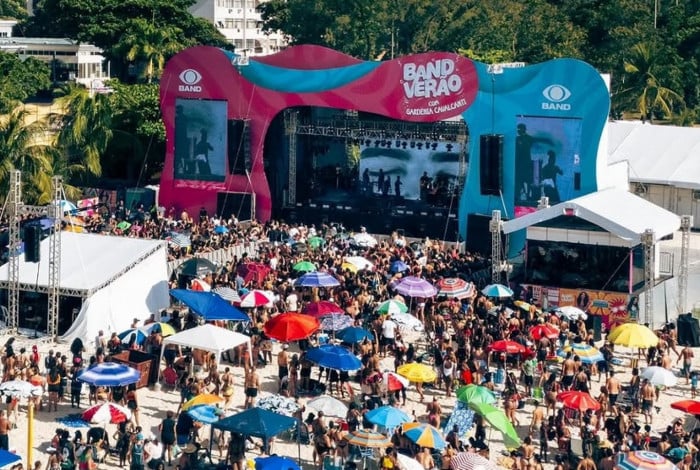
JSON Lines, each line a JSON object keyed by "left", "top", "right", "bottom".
{"left": 608, "top": 121, "right": 700, "bottom": 190}
{"left": 502, "top": 188, "right": 680, "bottom": 246}
{"left": 162, "top": 324, "right": 251, "bottom": 356}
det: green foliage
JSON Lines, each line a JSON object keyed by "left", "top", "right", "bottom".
{"left": 0, "top": 0, "right": 27, "bottom": 19}
{"left": 0, "top": 53, "right": 51, "bottom": 113}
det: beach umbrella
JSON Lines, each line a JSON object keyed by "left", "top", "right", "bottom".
{"left": 481, "top": 283, "right": 513, "bottom": 298}
{"left": 190, "top": 278, "right": 211, "bottom": 292}
{"left": 456, "top": 385, "right": 496, "bottom": 405}
{"left": 382, "top": 371, "right": 409, "bottom": 392}
{"left": 557, "top": 391, "right": 601, "bottom": 411}
{"left": 56, "top": 199, "right": 78, "bottom": 216}
{"left": 671, "top": 400, "right": 700, "bottom": 415}
{"left": 170, "top": 289, "right": 249, "bottom": 321}
{"left": 237, "top": 262, "right": 271, "bottom": 285}
{"left": 557, "top": 343, "right": 604, "bottom": 364}
{"left": 177, "top": 257, "right": 215, "bottom": 277}
{"left": 437, "top": 278, "right": 475, "bottom": 300}
{"left": 344, "top": 256, "right": 374, "bottom": 270}
{"left": 397, "top": 363, "right": 437, "bottom": 383}
{"left": 390, "top": 313, "right": 424, "bottom": 331}
{"left": 292, "top": 261, "right": 317, "bottom": 273}
{"left": 302, "top": 301, "right": 344, "bottom": 318}
{"left": 142, "top": 322, "right": 176, "bottom": 337}
{"left": 0, "top": 380, "right": 43, "bottom": 398}
{"left": 264, "top": 312, "right": 320, "bottom": 342}
{"left": 77, "top": 362, "right": 140, "bottom": 387}
{"left": 169, "top": 233, "right": 192, "bottom": 249}
{"left": 366, "top": 406, "right": 411, "bottom": 429}
{"left": 390, "top": 260, "right": 409, "bottom": 274}
{"left": 402, "top": 423, "right": 446, "bottom": 450}
{"left": 118, "top": 328, "right": 148, "bottom": 345}
{"left": 445, "top": 402, "right": 476, "bottom": 443}
{"left": 320, "top": 314, "right": 354, "bottom": 332}
{"left": 377, "top": 299, "right": 408, "bottom": 315}
{"left": 214, "top": 225, "right": 229, "bottom": 234}
{"left": 469, "top": 402, "right": 520, "bottom": 448}
{"left": 82, "top": 402, "right": 131, "bottom": 424}
{"left": 213, "top": 408, "right": 297, "bottom": 441}
{"left": 337, "top": 326, "right": 374, "bottom": 344}
{"left": 514, "top": 300, "right": 534, "bottom": 312}
{"left": 308, "top": 236, "right": 326, "bottom": 250}
{"left": 345, "top": 430, "right": 391, "bottom": 448}
{"left": 351, "top": 233, "right": 378, "bottom": 248}
{"left": 0, "top": 450, "right": 21, "bottom": 468}
{"left": 488, "top": 340, "right": 528, "bottom": 355}
{"left": 305, "top": 344, "right": 362, "bottom": 371}
{"left": 640, "top": 366, "right": 678, "bottom": 387}
{"left": 212, "top": 286, "right": 241, "bottom": 303}
{"left": 307, "top": 395, "right": 348, "bottom": 418}
{"left": 255, "top": 394, "right": 301, "bottom": 417}
{"left": 340, "top": 262, "right": 359, "bottom": 273}
{"left": 394, "top": 276, "right": 438, "bottom": 298}
{"left": 615, "top": 451, "right": 678, "bottom": 470}
{"left": 295, "top": 272, "right": 340, "bottom": 288}
{"left": 554, "top": 305, "right": 588, "bottom": 321}
{"left": 255, "top": 456, "right": 301, "bottom": 470}
{"left": 239, "top": 289, "right": 275, "bottom": 308}
{"left": 182, "top": 393, "right": 223, "bottom": 411}
{"left": 450, "top": 452, "right": 497, "bottom": 470}
{"left": 187, "top": 404, "right": 223, "bottom": 424}
{"left": 608, "top": 323, "right": 659, "bottom": 348}
{"left": 397, "top": 454, "right": 424, "bottom": 470}
{"left": 529, "top": 324, "right": 560, "bottom": 340}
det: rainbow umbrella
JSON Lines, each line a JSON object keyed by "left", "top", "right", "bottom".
{"left": 182, "top": 393, "right": 223, "bottom": 411}
{"left": 402, "top": 423, "right": 446, "bottom": 450}
{"left": 615, "top": 451, "right": 678, "bottom": 470}
{"left": 143, "top": 322, "right": 176, "bottom": 337}
{"left": 346, "top": 430, "right": 391, "bottom": 448}
{"left": 557, "top": 343, "right": 604, "bottom": 364}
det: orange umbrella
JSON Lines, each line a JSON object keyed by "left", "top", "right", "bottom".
{"left": 556, "top": 391, "right": 600, "bottom": 411}
{"left": 529, "top": 324, "right": 560, "bottom": 340}
{"left": 263, "top": 312, "right": 320, "bottom": 342}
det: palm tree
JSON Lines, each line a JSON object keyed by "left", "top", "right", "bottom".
{"left": 616, "top": 43, "right": 684, "bottom": 122}
{"left": 120, "top": 19, "right": 183, "bottom": 83}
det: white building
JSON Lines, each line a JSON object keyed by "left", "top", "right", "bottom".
{"left": 188, "top": 0, "right": 287, "bottom": 56}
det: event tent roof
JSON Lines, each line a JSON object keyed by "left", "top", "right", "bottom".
{"left": 162, "top": 324, "right": 250, "bottom": 356}
{"left": 0, "top": 232, "right": 167, "bottom": 296}
{"left": 608, "top": 121, "right": 700, "bottom": 190}
{"left": 501, "top": 188, "right": 680, "bottom": 245}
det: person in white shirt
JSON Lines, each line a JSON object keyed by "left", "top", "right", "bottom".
{"left": 380, "top": 319, "right": 397, "bottom": 356}
{"left": 95, "top": 330, "right": 108, "bottom": 352}
{"left": 286, "top": 290, "right": 299, "bottom": 312}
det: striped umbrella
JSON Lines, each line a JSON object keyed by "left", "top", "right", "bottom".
{"left": 239, "top": 290, "right": 275, "bottom": 308}
{"left": 450, "top": 452, "right": 497, "bottom": 470}
{"left": 345, "top": 430, "right": 391, "bottom": 448}
{"left": 82, "top": 402, "right": 131, "bottom": 424}
{"left": 382, "top": 371, "right": 409, "bottom": 392}
{"left": 295, "top": 272, "right": 340, "bottom": 288}
{"left": 320, "top": 314, "right": 354, "bottom": 332}
{"left": 529, "top": 324, "right": 560, "bottom": 340}
{"left": 436, "top": 278, "right": 475, "bottom": 300}
{"left": 394, "top": 276, "right": 438, "bottom": 298}
{"left": 402, "top": 423, "right": 446, "bottom": 450}
{"left": 376, "top": 299, "right": 408, "bottom": 315}
{"left": 481, "top": 283, "right": 513, "bottom": 298}
{"left": 615, "top": 451, "right": 678, "bottom": 470}
{"left": 118, "top": 328, "right": 148, "bottom": 345}
{"left": 212, "top": 286, "right": 241, "bottom": 303}
{"left": 142, "top": 322, "right": 176, "bottom": 337}
{"left": 302, "top": 301, "right": 344, "bottom": 318}
{"left": 557, "top": 343, "right": 604, "bottom": 364}
{"left": 77, "top": 362, "right": 141, "bottom": 387}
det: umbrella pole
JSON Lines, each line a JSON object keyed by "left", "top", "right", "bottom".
{"left": 27, "top": 401, "right": 34, "bottom": 469}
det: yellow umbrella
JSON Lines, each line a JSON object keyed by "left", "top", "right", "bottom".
{"left": 397, "top": 363, "right": 437, "bottom": 383}
{"left": 182, "top": 393, "right": 222, "bottom": 411}
{"left": 341, "top": 262, "right": 358, "bottom": 273}
{"left": 608, "top": 322, "right": 659, "bottom": 348}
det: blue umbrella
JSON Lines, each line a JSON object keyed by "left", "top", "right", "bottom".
{"left": 390, "top": 260, "right": 409, "bottom": 274}
{"left": 444, "top": 401, "right": 475, "bottom": 440}
{"left": 214, "top": 225, "right": 229, "bottom": 234}
{"left": 0, "top": 449, "right": 21, "bottom": 468}
{"left": 78, "top": 362, "right": 140, "bottom": 387}
{"left": 295, "top": 272, "right": 340, "bottom": 288}
{"left": 117, "top": 328, "right": 148, "bottom": 345}
{"left": 187, "top": 404, "right": 223, "bottom": 424}
{"left": 481, "top": 283, "right": 514, "bottom": 298}
{"left": 170, "top": 289, "right": 249, "bottom": 322}
{"left": 337, "top": 326, "right": 374, "bottom": 344}
{"left": 255, "top": 456, "right": 301, "bottom": 470}
{"left": 212, "top": 407, "right": 297, "bottom": 440}
{"left": 305, "top": 344, "right": 362, "bottom": 371}
{"left": 365, "top": 405, "right": 410, "bottom": 429}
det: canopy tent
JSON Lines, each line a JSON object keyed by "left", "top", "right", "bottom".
{"left": 159, "top": 324, "right": 251, "bottom": 374}
{"left": 0, "top": 232, "right": 169, "bottom": 344}
{"left": 501, "top": 188, "right": 680, "bottom": 247}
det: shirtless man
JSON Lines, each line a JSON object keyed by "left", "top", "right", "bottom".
{"left": 278, "top": 345, "right": 289, "bottom": 384}
{"left": 576, "top": 456, "right": 596, "bottom": 470}
{"left": 530, "top": 400, "right": 545, "bottom": 435}
{"left": 561, "top": 352, "right": 577, "bottom": 390}
{"left": 605, "top": 371, "right": 620, "bottom": 414}
{"left": 677, "top": 344, "right": 695, "bottom": 384}
{"left": 244, "top": 368, "right": 259, "bottom": 409}
{"left": 661, "top": 350, "right": 672, "bottom": 370}
{"left": 0, "top": 410, "right": 10, "bottom": 450}
{"left": 641, "top": 379, "right": 656, "bottom": 424}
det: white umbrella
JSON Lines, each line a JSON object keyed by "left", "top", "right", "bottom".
{"left": 391, "top": 313, "right": 424, "bottom": 331}
{"left": 641, "top": 366, "right": 678, "bottom": 387}
{"left": 0, "top": 380, "right": 43, "bottom": 398}
{"left": 344, "top": 256, "right": 374, "bottom": 271}
{"left": 255, "top": 393, "right": 301, "bottom": 417}
{"left": 555, "top": 305, "right": 588, "bottom": 321}
{"left": 307, "top": 395, "right": 349, "bottom": 418}
{"left": 351, "top": 233, "right": 378, "bottom": 248}
{"left": 397, "top": 453, "right": 424, "bottom": 470}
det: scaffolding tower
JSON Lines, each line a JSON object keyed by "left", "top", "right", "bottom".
{"left": 490, "top": 210, "right": 502, "bottom": 284}
{"left": 284, "top": 110, "right": 298, "bottom": 205}
{"left": 6, "top": 171, "right": 63, "bottom": 340}
{"left": 641, "top": 229, "right": 655, "bottom": 326}
{"left": 678, "top": 215, "right": 693, "bottom": 314}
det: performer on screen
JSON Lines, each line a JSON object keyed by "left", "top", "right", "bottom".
{"left": 540, "top": 150, "right": 563, "bottom": 204}
{"left": 377, "top": 169, "right": 385, "bottom": 195}
{"left": 394, "top": 176, "right": 402, "bottom": 198}
{"left": 515, "top": 123, "right": 553, "bottom": 202}
{"left": 194, "top": 129, "right": 213, "bottom": 176}
{"left": 382, "top": 175, "right": 391, "bottom": 196}
{"left": 362, "top": 168, "right": 371, "bottom": 194}
{"left": 420, "top": 171, "right": 432, "bottom": 201}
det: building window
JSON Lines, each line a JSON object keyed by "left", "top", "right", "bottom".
{"left": 246, "top": 20, "right": 257, "bottom": 29}
{"left": 233, "top": 0, "right": 243, "bottom": 8}
{"left": 234, "top": 39, "right": 243, "bottom": 49}
{"left": 224, "top": 18, "right": 235, "bottom": 29}
{"left": 234, "top": 19, "right": 243, "bottom": 30}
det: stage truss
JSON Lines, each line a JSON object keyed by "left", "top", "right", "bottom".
{"left": 283, "top": 109, "right": 468, "bottom": 206}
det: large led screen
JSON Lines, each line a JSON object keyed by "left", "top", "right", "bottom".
{"left": 174, "top": 99, "right": 227, "bottom": 182}
{"left": 514, "top": 116, "right": 583, "bottom": 217}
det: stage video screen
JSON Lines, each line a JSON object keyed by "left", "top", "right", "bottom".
{"left": 358, "top": 141, "right": 460, "bottom": 201}
{"left": 514, "top": 116, "right": 583, "bottom": 217}
{"left": 174, "top": 99, "right": 227, "bottom": 182}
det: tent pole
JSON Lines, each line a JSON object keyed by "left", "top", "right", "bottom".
{"left": 157, "top": 339, "right": 167, "bottom": 382}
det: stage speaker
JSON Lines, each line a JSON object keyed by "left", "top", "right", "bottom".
{"left": 228, "top": 119, "right": 251, "bottom": 175}
{"left": 24, "top": 225, "right": 42, "bottom": 263}
{"left": 479, "top": 134, "right": 503, "bottom": 196}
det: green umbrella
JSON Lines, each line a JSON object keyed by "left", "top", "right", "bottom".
{"left": 308, "top": 236, "right": 325, "bottom": 249}
{"left": 456, "top": 385, "right": 496, "bottom": 405}
{"left": 292, "top": 261, "right": 317, "bottom": 272}
{"left": 117, "top": 221, "right": 131, "bottom": 231}
{"left": 376, "top": 299, "right": 408, "bottom": 315}
{"left": 469, "top": 402, "right": 521, "bottom": 449}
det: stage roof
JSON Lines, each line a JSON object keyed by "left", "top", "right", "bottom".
{"left": 608, "top": 121, "right": 700, "bottom": 190}
{"left": 0, "top": 232, "right": 167, "bottom": 296}
{"left": 501, "top": 188, "right": 680, "bottom": 245}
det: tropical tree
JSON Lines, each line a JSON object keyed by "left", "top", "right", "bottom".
{"left": 118, "top": 19, "right": 183, "bottom": 83}
{"left": 0, "top": 52, "right": 51, "bottom": 113}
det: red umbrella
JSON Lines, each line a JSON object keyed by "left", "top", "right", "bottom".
{"left": 263, "top": 312, "right": 320, "bottom": 342}
{"left": 239, "top": 290, "right": 275, "bottom": 308}
{"left": 529, "top": 324, "right": 560, "bottom": 340}
{"left": 488, "top": 340, "right": 528, "bottom": 355}
{"left": 671, "top": 400, "right": 700, "bottom": 415}
{"left": 383, "top": 371, "right": 409, "bottom": 392}
{"left": 237, "top": 262, "right": 270, "bottom": 285}
{"left": 557, "top": 391, "right": 600, "bottom": 411}
{"left": 82, "top": 402, "right": 131, "bottom": 424}
{"left": 302, "top": 301, "right": 344, "bottom": 318}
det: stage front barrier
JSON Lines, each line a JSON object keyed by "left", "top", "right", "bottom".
{"left": 167, "top": 241, "right": 261, "bottom": 276}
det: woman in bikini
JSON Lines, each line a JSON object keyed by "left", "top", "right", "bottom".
{"left": 220, "top": 367, "right": 234, "bottom": 410}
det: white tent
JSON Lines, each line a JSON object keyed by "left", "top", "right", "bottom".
{"left": 0, "top": 232, "right": 170, "bottom": 344}
{"left": 159, "top": 324, "right": 251, "bottom": 374}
